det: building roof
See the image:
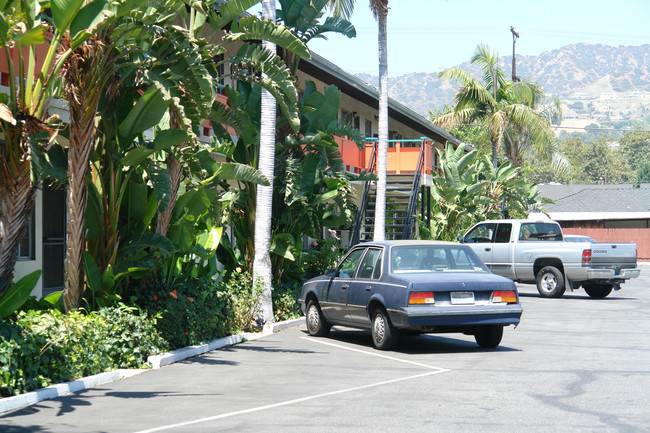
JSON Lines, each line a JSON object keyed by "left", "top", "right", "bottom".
{"left": 299, "top": 51, "right": 466, "bottom": 148}
{"left": 538, "top": 184, "right": 650, "bottom": 220}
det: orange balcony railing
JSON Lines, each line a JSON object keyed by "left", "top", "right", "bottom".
{"left": 336, "top": 137, "right": 436, "bottom": 175}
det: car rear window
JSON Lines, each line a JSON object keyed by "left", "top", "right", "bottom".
{"left": 391, "top": 245, "right": 488, "bottom": 273}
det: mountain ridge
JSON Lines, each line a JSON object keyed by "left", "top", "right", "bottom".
{"left": 357, "top": 43, "right": 650, "bottom": 127}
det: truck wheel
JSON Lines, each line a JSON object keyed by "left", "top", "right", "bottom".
{"left": 474, "top": 325, "right": 503, "bottom": 348}
{"left": 583, "top": 283, "right": 613, "bottom": 299}
{"left": 536, "top": 266, "right": 566, "bottom": 298}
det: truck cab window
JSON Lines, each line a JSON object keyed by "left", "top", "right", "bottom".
{"left": 495, "top": 224, "right": 512, "bottom": 243}
{"left": 464, "top": 223, "right": 496, "bottom": 243}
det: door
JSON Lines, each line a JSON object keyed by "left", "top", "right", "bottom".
{"left": 323, "top": 248, "right": 364, "bottom": 324}
{"left": 42, "top": 184, "right": 66, "bottom": 295}
{"left": 463, "top": 222, "right": 496, "bottom": 266}
{"left": 346, "top": 248, "right": 383, "bottom": 325}
{"left": 490, "top": 223, "right": 515, "bottom": 278}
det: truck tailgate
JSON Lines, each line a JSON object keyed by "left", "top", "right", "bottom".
{"left": 590, "top": 243, "right": 637, "bottom": 268}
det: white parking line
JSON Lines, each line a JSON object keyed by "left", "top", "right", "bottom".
{"left": 301, "top": 337, "right": 449, "bottom": 371}
{"left": 133, "top": 338, "right": 449, "bottom": 433}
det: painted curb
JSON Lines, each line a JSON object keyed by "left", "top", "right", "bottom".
{"left": 0, "top": 317, "right": 305, "bottom": 414}
{"left": 0, "top": 369, "right": 144, "bottom": 414}
{"left": 147, "top": 317, "right": 306, "bottom": 369}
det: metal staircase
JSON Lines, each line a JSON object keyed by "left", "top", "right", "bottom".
{"left": 350, "top": 139, "right": 426, "bottom": 246}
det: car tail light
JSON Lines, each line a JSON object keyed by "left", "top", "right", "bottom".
{"left": 409, "top": 292, "right": 435, "bottom": 305}
{"left": 582, "top": 249, "right": 592, "bottom": 264}
{"left": 491, "top": 290, "right": 517, "bottom": 304}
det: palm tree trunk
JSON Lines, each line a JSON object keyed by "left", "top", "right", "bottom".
{"left": 373, "top": 3, "right": 388, "bottom": 241}
{"left": 0, "top": 136, "right": 35, "bottom": 297}
{"left": 156, "top": 109, "right": 184, "bottom": 237}
{"left": 252, "top": 0, "right": 277, "bottom": 326}
{"left": 63, "top": 100, "right": 94, "bottom": 311}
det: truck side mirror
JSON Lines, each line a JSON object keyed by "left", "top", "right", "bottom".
{"left": 457, "top": 234, "right": 464, "bottom": 243}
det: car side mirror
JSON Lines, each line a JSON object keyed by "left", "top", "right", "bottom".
{"left": 457, "top": 234, "right": 464, "bottom": 243}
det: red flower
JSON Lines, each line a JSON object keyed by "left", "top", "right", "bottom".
{"left": 187, "top": 297, "right": 194, "bottom": 302}
{"left": 184, "top": 331, "right": 189, "bottom": 336}
{"left": 169, "top": 290, "right": 178, "bottom": 300}
{"left": 153, "top": 294, "right": 158, "bottom": 301}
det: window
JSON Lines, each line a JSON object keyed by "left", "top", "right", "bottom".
{"left": 519, "top": 223, "right": 563, "bottom": 241}
{"left": 337, "top": 249, "right": 364, "bottom": 278}
{"left": 356, "top": 248, "right": 382, "bottom": 280}
{"left": 464, "top": 223, "right": 496, "bottom": 243}
{"left": 495, "top": 223, "right": 512, "bottom": 243}
{"left": 391, "top": 245, "right": 487, "bottom": 273}
{"left": 17, "top": 209, "right": 35, "bottom": 260}
{"left": 365, "top": 120, "right": 372, "bottom": 138}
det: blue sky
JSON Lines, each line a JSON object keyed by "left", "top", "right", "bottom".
{"left": 300, "top": 0, "right": 650, "bottom": 76}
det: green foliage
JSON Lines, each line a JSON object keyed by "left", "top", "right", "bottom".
{"left": 133, "top": 270, "right": 260, "bottom": 350}
{"left": 0, "top": 270, "right": 42, "bottom": 318}
{"left": 426, "top": 143, "right": 544, "bottom": 241}
{"left": 301, "top": 236, "right": 345, "bottom": 280}
{"left": 0, "top": 305, "right": 165, "bottom": 397}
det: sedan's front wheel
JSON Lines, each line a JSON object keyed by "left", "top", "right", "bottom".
{"left": 371, "top": 308, "right": 399, "bottom": 350}
{"left": 306, "top": 300, "right": 331, "bottom": 337}
{"left": 474, "top": 325, "right": 504, "bottom": 348}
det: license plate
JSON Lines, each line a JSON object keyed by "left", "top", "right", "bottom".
{"left": 450, "top": 291, "right": 475, "bottom": 305}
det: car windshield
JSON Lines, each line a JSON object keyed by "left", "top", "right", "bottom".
{"left": 391, "top": 245, "right": 488, "bottom": 274}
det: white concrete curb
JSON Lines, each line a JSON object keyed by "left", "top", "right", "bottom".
{"left": 147, "top": 317, "right": 306, "bottom": 369}
{"left": 0, "top": 369, "right": 144, "bottom": 414}
{"left": 0, "top": 317, "right": 305, "bottom": 414}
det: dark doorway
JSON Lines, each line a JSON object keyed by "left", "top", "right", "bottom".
{"left": 42, "top": 184, "right": 66, "bottom": 295}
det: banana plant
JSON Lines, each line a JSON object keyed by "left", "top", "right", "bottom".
{"left": 0, "top": 0, "right": 147, "bottom": 299}
{"left": 429, "top": 143, "right": 544, "bottom": 241}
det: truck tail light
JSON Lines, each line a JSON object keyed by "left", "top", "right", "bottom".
{"left": 491, "top": 290, "right": 517, "bottom": 304}
{"left": 582, "top": 249, "right": 592, "bottom": 264}
{"left": 409, "top": 292, "right": 435, "bottom": 305}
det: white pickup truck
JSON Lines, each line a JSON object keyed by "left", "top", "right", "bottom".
{"left": 459, "top": 219, "right": 640, "bottom": 298}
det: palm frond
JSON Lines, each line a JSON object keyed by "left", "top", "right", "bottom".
{"left": 228, "top": 16, "right": 310, "bottom": 59}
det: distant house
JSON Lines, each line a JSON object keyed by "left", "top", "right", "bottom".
{"left": 538, "top": 183, "right": 650, "bottom": 260}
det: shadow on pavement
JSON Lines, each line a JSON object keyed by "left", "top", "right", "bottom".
{"left": 302, "top": 328, "right": 520, "bottom": 354}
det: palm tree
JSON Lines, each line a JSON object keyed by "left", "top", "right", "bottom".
{"left": 252, "top": 0, "right": 279, "bottom": 326}
{"left": 328, "top": 0, "right": 388, "bottom": 241}
{"left": 59, "top": 29, "right": 127, "bottom": 311}
{"left": 433, "top": 44, "right": 555, "bottom": 170}
{"left": 0, "top": 0, "right": 146, "bottom": 299}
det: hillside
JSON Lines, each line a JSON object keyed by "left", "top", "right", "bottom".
{"left": 358, "top": 43, "right": 650, "bottom": 129}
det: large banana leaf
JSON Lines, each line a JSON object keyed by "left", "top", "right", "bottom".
{"left": 0, "top": 270, "right": 41, "bottom": 318}
{"left": 228, "top": 16, "right": 310, "bottom": 59}
{"left": 213, "top": 162, "right": 270, "bottom": 186}
{"left": 118, "top": 87, "right": 170, "bottom": 141}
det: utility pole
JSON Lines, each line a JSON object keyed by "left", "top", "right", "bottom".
{"left": 510, "top": 26, "right": 520, "bottom": 82}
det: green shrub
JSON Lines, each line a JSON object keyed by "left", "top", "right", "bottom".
{"left": 0, "top": 306, "right": 165, "bottom": 397}
{"left": 133, "top": 270, "right": 261, "bottom": 350}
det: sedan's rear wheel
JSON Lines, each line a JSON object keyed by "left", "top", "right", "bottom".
{"left": 536, "top": 266, "right": 566, "bottom": 298}
{"left": 371, "top": 308, "right": 399, "bottom": 350}
{"left": 306, "top": 300, "right": 331, "bottom": 337}
{"left": 583, "top": 283, "right": 613, "bottom": 299}
{"left": 474, "top": 325, "right": 504, "bottom": 348}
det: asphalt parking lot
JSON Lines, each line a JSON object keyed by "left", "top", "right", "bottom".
{"left": 2, "top": 265, "right": 649, "bottom": 433}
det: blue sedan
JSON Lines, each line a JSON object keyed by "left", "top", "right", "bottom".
{"left": 299, "top": 241, "right": 523, "bottom": 350}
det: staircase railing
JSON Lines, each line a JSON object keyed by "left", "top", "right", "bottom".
{"left": 349, "top": 140, "right": 378, "bottom": 247}
{"left": 402, "top": 138, "right": 426, "bottom": 240}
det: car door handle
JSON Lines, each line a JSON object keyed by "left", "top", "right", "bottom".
{"left": 365, "top": 285, "right": 372, "bottom": 291}
{"left": 341, "top": 284, "right": 349, "bottom": 289}
{"left": 485, "top": 247, "right": 491, "bottom": 252}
